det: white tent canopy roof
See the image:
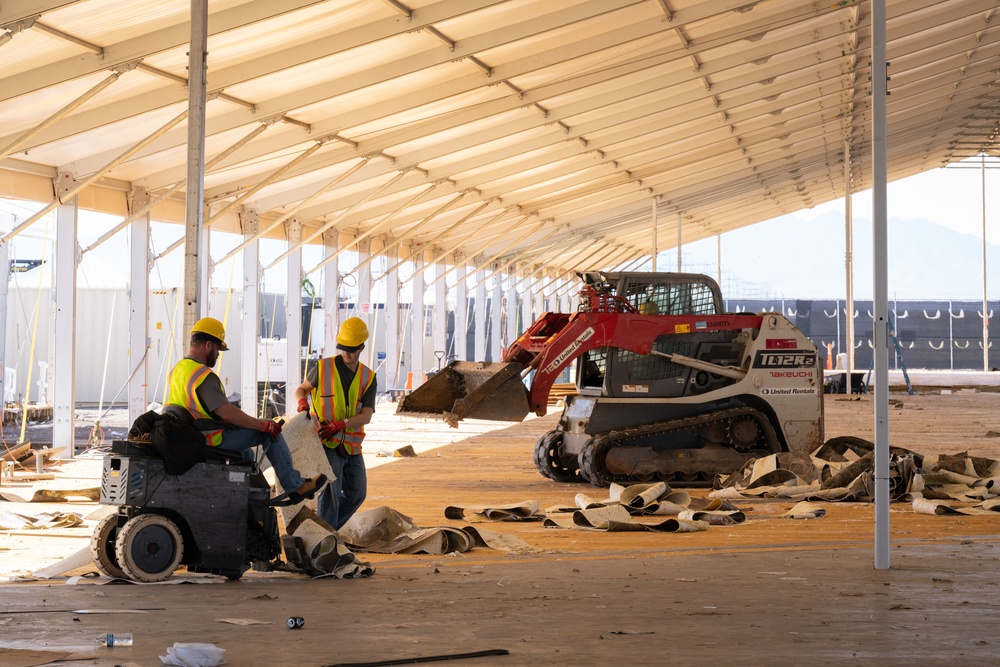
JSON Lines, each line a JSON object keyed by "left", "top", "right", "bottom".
{"left": 1, "top": 0, "right": 997, "bottom": 275}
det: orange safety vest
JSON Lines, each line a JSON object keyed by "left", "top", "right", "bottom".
{"left": 311, "top": 358, "right": 375, "bottom": 455}
{"left": 165, "top": 358, "right": 225, "bottom": 447}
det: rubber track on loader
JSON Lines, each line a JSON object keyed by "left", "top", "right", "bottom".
{"left": 578, "top": 407, "right": 782, "bottom": 487}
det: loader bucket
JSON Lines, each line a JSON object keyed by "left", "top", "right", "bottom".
{"left": 395, "top": 361, "right": 529, "bottom": 426}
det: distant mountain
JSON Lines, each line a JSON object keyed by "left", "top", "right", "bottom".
{"left": 676, "top": 211, "right": 1000, "bottom": 301}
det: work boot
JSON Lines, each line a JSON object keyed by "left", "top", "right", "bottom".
{"left": 294, "top": 474, "right": 327, "bottom": 500}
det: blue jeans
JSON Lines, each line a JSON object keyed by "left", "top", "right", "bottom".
{"left": 317, "top": 447, "right": 367, "bottom": 530}
{"left": 216, "top": 427, "right": 305, "bottom": 492}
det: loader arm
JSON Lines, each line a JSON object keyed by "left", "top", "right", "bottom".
{"left": 526, "top": 312, "right": 765, "bottom": 416}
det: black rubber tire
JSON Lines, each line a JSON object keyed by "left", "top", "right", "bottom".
{"left": 115, "top": 513, "right": 184, "bottom": 583}
{"left": 533, "top": 431, "right": 584, "bottom": 483}
{"left": 90, "top": 513, "right": 127, "bottom": 580}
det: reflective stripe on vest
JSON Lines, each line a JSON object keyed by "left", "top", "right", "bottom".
{"left": 312, "top": 358, "right": 375, "bottom": 455}
{"left": 165, "top": 358, "right": 224, "bottom": 447}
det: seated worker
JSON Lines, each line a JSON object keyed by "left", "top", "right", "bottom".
{"left": 164, "top": 317, "right": 325, "bottom": 501}
{"left": 293, "top": 317, "right": 377, "bottom": 530}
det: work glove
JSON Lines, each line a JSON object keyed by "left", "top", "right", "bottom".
{"left": 318, "top": 419, "right": 347, "bottom": 441}
{"left": 259, "top": 419, "right": 282, "bottom": 438}
{"left": 297, "top": 397, "right": 310, "bottom": 414}
{"left": 336, "top": 445, "right": 350, "bottom": 459}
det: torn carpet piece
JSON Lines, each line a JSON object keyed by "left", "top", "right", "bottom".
{"left": 677, "top": 509, "right": 746, "bottom": 525}
{"left": 29, "top": 487, "right": 101, "bottom": 502}
{"left": 618, "top": 482, "right": 670, "bottom": 509}
{"left": 911, "top": 497, "right": 991, "bottom": 516}
{"left": 543, "top": 505, "right": 709, "bottom": 533}
{"left": 460, "top": 526, "right": 539, "bottom": 554}
{"left": 342, "top": 506, "right": 534, "bottom": 555}
{"left": 276, "top": 412, "right": 373, "bottom": 579}
{"left": 364, "top": 526, "right": 474, "bottom": 555}
{"left": 443, "top": 500, "right": 543, "bottom": 522}
{"left": 781, "top": 501, "right": 827, "bottom": 519}
{"left": 0, "top": 511, "right": 83, "bottom": 530}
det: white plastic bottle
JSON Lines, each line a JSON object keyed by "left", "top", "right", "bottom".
{"left": 95, "top": 633, "right": 133, "bottom": 647}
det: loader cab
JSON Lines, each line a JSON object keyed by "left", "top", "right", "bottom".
{"left": 576, "top": 272, "right": 727, "bottom": 396}
{"left": 616, "top": 272, "right": 724, "bottom": 316}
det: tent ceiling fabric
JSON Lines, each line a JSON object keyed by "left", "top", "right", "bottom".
{"left": 1, "top": 0, "right": 998, "bottom": 275}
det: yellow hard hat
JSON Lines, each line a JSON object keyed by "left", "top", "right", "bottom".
{"left": 190, "top": 317, "right": 229, "bottom": 351}
{"left": 639, "top": 301, "right": 660, "bottom": 315}
{"left": 336, "top": 317, "right": 369, "bottom": 349}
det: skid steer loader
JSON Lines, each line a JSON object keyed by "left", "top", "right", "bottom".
{"left": 397, "top": 271, "right": 824, "bottom": 487}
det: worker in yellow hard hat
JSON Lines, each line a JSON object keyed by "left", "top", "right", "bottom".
{"left": 164, "top": 317, "right": 326, "bottom": 502}
{"left": 293, "top": 316, "right": 377, "bottom": 529}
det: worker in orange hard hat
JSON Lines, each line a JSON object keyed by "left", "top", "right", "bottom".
{"left": 293, "top": 316, "right": 377, "bottom": 529}
{"left": 164, "top": 317, "right": 326, "bottom": 503}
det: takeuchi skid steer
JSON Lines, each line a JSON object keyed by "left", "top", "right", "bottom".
{"left": 397, "top": 271, "right": 824, "bottom": 487}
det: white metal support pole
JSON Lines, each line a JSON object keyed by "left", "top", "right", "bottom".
{"left": 285, "top": 219, "right": 303, "bottom": 393}
{"left": 490, "top": 266, "right": 503, "bottom": 362}
{"left": 716, "top": 235, "right": 722, "bottom": 287}
{"left": 357, "top": 237, "right": 372, "bottom": 319}
{"left": 651, "top": 199, "right": 658, "bottom": 272}
{"left": 183, "top": 0, "right": 209, "bottom": 334}
{"left": 411, "top": 250, "right": 425, "bottom": 386}
{"left": 982, "top": 153, "right": 989, "bottom": 372}
{"left": 676, "top": 212, "right": 682, "bottom": 271}
{"left": 455, "top": 256, "right": 468, "bottom": 361}
{"left": 523, "top": 274, "right": 534, "bottom": 324}
{"left": 533, "top": 277, "right": 544, "bottom": 320}
{"left": 240, "top": 209, "right": 260, "bottom": 417}
{"left": 385, "top": 244, "right": 400, "bottom": 390}
{"left": 323, "top": 229, "right": 339, "bottom": 356}
{"left": 53, "top": 176, "right": 78, "bottom": 457}
{"left": 475, "top": 258, "right": 487, "bottom": 361}
{"left": 434, "top": 259, "right": 447, "bottom": 368}
{"left": 505, "top": 268, "right": 519, "bottom": 348}
{"left": 872, "top": 0, "right": 890, "bottom": 570}
{"left": 357, "top": 237, "right": 376, "bottom": 370}
{"left": 845, "top": 140, "right": 855, "bottom": 379}
{"left": 0, "top": 227, "right": 9, "bottom": 410}
{"left": 199, "top": 213, "right": 211, "bottom": 314}
{"left": 127, "top": 187, "right": 151, "bottom": 425}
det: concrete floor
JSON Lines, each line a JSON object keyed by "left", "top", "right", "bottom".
{"left": 3, "top": 390, "right": 1000, "bottom": 666}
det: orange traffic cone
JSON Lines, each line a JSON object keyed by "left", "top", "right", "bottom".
{"left": 405, "top": 372, "right": 413, "bottom": 390}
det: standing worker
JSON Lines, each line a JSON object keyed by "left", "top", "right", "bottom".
{"left": 293, "top": 316, "right": 377, "bottom": 530}
{"left": 165, "top": 317, "right": 326, "bottom": 502}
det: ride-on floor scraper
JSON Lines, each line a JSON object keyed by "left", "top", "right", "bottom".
{"left": 91, "top": 439, "right": 311, "bottom": 582}
{"left": 397, "top": 271, "right": 824, "bottom": 487}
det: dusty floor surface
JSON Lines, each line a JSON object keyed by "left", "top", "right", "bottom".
{"left": 3, "top": 387, "right": 1000, "bottom": 666}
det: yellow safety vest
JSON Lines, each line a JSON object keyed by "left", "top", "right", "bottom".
{"left": 165, "top": 358, "right": 225, "bottom": 447}
{"left": 311, "top": 358, "right": 375, "bottom": 455}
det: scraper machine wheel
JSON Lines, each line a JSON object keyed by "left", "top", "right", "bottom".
{"left": 115, "top": 513, "right": 185, "bottom": 583}
{"left": 90, "top": 513, "right": 127, "bottom": 579}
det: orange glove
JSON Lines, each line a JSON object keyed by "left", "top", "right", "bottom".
{"left": 318, "top": 419, "right": 347, "bottom": 441}
{"left": 259, "top": 420, "right": 282, "bottom": 438}
{"left": 297, "top": 397, "right": 310, "bottom": 413}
